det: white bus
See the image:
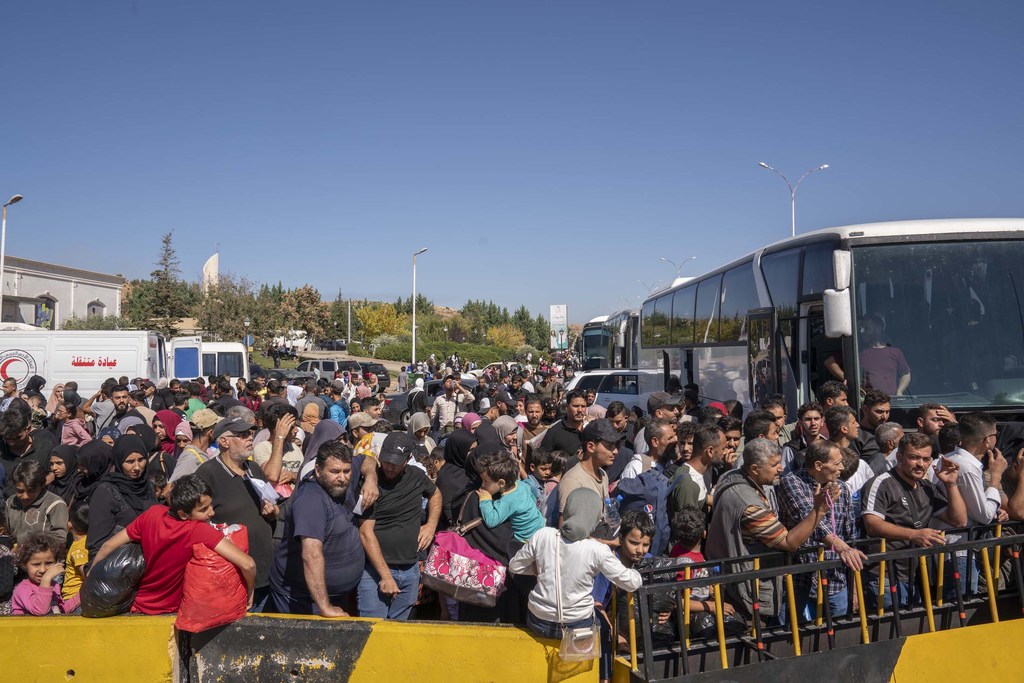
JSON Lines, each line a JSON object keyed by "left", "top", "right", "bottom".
{"left": 638, "top": 219, "right": 1024, "bottom": 423}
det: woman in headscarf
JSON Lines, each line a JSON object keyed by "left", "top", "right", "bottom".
{"left": 47, "top": 444, "right": 81, "bottom": 505}
{"left": 71, "top": 440, "right": 113, "bottom": 505}
{"left": 436, "top": 428, "right": 478, "bottom": 529}
{"left": 96, "top": 426, "right": 121, "bottom": 447}
{"left": 299, "top": 401, "right": 321, "bottom": 437}
{"left": 297, "top": 420, "right": 346, "bottom": 480}
{"left": 86, "top": 435, "right": 157, "bottom": 558}
{"left": 45, "top": 383, "right": 65, "bottom": 416}
{"left": 407, "top": 412, "right": 436, "bottom": 460}
{"left": 23, "top": 375, "right": 46, "bottom": 403}
{"left": 153, "top": 409, "right": 183, "bottom": 456}
{"left": 127, "top": 422, "right": 175, "bottom": 480}
{"left": 509, "top": 488, "right": 642, "bottom": 639}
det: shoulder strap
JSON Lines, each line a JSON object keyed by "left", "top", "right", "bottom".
{"left": 554, "top": 531, "right": 564, "bottom": 625}
{"left": 44, "top": 497, "right": 64, "bottom": 517}
{"left": 455, "top": 495, "right": 483, "bottom": 535}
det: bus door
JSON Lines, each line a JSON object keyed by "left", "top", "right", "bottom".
{"left": 802, "top": 304, "right": 843, "bottom": 404}
{"left": 170, "top": 336, "right": 202, "bottom": 380}
{"left": 747, "top": 308, "right": 777, "bottom": 409}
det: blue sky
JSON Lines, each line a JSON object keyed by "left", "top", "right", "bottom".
{"left": 4, "top": 1, "right": 1024, "bottom": 323}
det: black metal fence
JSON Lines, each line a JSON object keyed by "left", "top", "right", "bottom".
{"left": 612, "top": 522, "right": 1024, "bottom": 681}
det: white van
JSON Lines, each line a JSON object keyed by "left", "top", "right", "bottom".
{"left": 0, "top": 330, "right": 166, "bottom": 397}
{"left": 563, "top": 369, "right": 665, "bottom": 414}
{"left": 168, "top": 337, "right": 250, "bottom": 387}
{"left": 0, "top": 330, "right": 250, "bottom": 398}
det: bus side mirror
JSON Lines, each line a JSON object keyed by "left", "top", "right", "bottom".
{"left": 823, "top": 289, "right": 852, "bottom": 338}
{"left": 833, "top": 250, "right": 851, "bottom": 290}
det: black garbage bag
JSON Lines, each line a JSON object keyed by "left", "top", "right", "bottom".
{"left": 81, "top": 542, "right": 146, "bottom": 618}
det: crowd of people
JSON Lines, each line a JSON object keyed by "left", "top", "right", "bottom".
{"left": 0, "top": 365, "right": 1019, "bottom": 679}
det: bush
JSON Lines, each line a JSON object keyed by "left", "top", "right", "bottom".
{"left": 515, "top": 345, "right": 546, "bottom": 360}
{"left": 374, "top": 341, "right": 513, "bottom": 366}
{"left": 371, "top": 333, "right": 402, "bottom": 348}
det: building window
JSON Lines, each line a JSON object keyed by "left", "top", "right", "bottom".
{"left": 87, "top": 300, "right": 106, "bottom": 317}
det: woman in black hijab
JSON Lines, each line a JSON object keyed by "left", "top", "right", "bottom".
{"left": 71, "top": 440, "right": 113, "bottom": 505}
{"left": 86, "top": 435, "right": 157, "bottom": 558}
{"left": 46, "top": 444, "right": 81, "bottom": 505}
{"left": 436, "top": 428, "right": 478, "bottom": 528}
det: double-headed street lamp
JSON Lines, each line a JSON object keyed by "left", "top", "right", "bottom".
{"left": 0, "top": 194, "right": 23, "bottom": 323}
{"left": 659, "top": 255, "right": 696, "bottom": 279}
{"left": 411, "top": 248, "right": 428, "bottom": 368}
{"left": 757, "top": 162, "right": 829, "bottom": 237}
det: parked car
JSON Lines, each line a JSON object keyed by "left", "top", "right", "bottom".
{"left": 265, "top": 368, "right": 315, "bottom": 383}
{"left": 296, "top": 358, "right": 345, "bottom": 379}
{"left": 382, "top": 377, "right": 478, "bottom": 429}
{"left": 249, "top": 362, "right": 266, "bottom": 380}
{"left": 320, "top": 339, "right": 347, "bottom": 351}
{"left": 362, "top": 362, "right": 392, "bottom": 390}
{"left": 563, "top": 369, "right": 663, "bottom": 414}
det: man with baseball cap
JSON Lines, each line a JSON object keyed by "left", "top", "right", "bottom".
{"left": 556, "top": 418, "right": 625, "bottom": 538}
{"left": 633, "top": 392, "right": 683, "bottom": 457}
{"left": 431, "top": 370, "right": 474, "bottom": 435}
{"left": 169, "top": 409, "right": 222, "bottom": 482}
{"left": 356, "top": 433, "right": 441, "bottom": 620}
{"left": 197, "top": 416, "right": 280, "bottom": 611}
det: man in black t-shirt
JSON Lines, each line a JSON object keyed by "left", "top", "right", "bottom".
{"left": 0, "top": 404, "right": 54, "bottom": 498}
{"left": 356, "top": 433, "right": 440, "bottom": 620}
{"left": 860, "top": 432, "right": 967, "bottom": 607}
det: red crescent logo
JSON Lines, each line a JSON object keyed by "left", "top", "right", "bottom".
{"left": 0, "top": 358, "right": 20, "bottom": 379}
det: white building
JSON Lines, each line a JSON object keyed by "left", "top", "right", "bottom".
{"left": 0, "top": 256, "right": 125, "bottom": 329}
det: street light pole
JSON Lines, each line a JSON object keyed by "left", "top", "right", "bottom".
{"left": 0, "top": 194, "right": 23, "bottom": 324}
{"left": 659, "top": 255, "right": 696, "bottom": 279}
{"left": 757, "top": 162, "right": 829, "bottom": 237}
{"left": 411, "top": 247, "right": 428, "bottom": 368}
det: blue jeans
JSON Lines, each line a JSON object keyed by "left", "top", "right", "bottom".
{"left": 944, "top": 552, "right": 980, "bottom": 599}
{"left": 526, "top": 610, "right": 596, "bottom": 640}
{"left": 866, "top": 577, "right": 916, "bottom": 610}
{"left": 357, "top": 563, "right": 419, "bottom": 620}
{"left": 792, "top": 587, "right": 849, "bottom": 623}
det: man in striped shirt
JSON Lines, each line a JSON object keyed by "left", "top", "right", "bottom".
{"left": 706, "top": 438, "right": 832, "bottom": 620}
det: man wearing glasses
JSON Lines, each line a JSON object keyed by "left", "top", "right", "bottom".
{"left": 934, "top": 412, "right": 1009, "bottom": 595}
{"left": 197, "top": 417, "right": 281, "bottom": 612}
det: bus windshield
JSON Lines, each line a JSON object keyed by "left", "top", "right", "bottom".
{"left": 852, "top": 239, "right": 1024, "bottom": 408}
{"left": 582, "top": 327, "right": 612, "bottom": 369}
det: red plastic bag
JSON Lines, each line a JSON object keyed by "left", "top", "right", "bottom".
{"left": 175, "top": 523, "right": 249, "bottom": 633}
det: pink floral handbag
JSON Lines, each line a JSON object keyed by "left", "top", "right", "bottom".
{"left": 420, "top": 503, "right": 507, "bottom": 607}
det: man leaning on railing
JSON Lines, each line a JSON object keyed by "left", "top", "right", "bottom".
{"left": 705, "top": 438, "right": 832, "bottom": 621}
{"left": 860, "top": 432, "right": 966, "bottom": 607}
{"left": 777, "top": 439, "right": 867, "bottom": 621}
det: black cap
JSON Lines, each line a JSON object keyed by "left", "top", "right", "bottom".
{"left": 494, "top": 391, "right": 516, "bottom": 408}
{"left": 213, "top": 417, "right": 254, "bottom": 441}
{"left": 379, "top": 432, "right": 417, "bottom": 465}
{"left": 582, "top": 418, "right": 627, "bottom": 444}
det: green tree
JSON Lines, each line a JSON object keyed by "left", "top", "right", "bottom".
{"left": 194, "top": 273, "right": 257, "bottom": 342}
{"left": 280, "top": 285, "right": 331, "bottom": 339}
{"left": 356, "top": 303, "right": 407, "bottom": 339}
{"left": 61, "top": 314, "right": 137, "bottom": 330}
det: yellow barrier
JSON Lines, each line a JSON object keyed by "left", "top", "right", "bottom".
{"left": 0, "top": 616, "right": 176, "bottom": 682}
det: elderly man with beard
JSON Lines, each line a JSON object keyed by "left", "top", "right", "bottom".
{"left": 270, "top": 441, "right": 365, "bottom": 616}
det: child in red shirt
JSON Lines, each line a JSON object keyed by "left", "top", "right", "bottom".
{"left": 91, "top": 474, "right": 256, "bottom": 615}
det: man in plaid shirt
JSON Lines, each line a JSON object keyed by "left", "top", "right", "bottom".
{"left": 778, "top": 439, "right": 868, "bottom": 621}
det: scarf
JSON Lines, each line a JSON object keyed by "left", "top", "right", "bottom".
{"left": 101, "top": 435, "right": 156, "bottom": 514}
{"left": 300, "top": 420, "right": 345, "bottom": 470}
{"left": 492, "top": 416, "right": 518, "bottom": 445}
{"left": 407, "top": 412, "right": 437, "bottom": 455}
{"left": 45, "top": 384, "right": 65, "bottom": 415}
{"left": 155, "top": 409, "right": 183, "bottom": 455}
{"left": 71, "top": 440, "right": 113, "bottom": 503}
{"left": 560, "top": 488, "right": 602, "bottom": 542}
{"left": 300, "top": 402, "right": 321, "bottom": 435}
{"left": 47, "top": 444, "right": 81, "bottom": 504}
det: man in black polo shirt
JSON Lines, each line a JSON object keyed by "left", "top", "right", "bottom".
{"left": 540, "top": 389, "right": 588, "bottom": 459}
{"left": 197, "top": 417, "right": 280, "bottom": 612}
{"left": 860, "top": 432, "right": 967, "bottom": 607}
{"left": 356, "top": 433, "right": 440, "bottom": 620}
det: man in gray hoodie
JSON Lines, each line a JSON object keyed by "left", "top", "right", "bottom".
{"left": 705, "top": 438, "right": 832, "bottom": 620}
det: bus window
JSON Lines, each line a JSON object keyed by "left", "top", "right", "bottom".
{"left": 641, "top": 300, "right": 657, "bottom": 347}
{"left": 695, "top": 275, "right": 722, "bottom": 343}
{"left": 671, "top": 286, "right": 695, "bottom": 345}
{"left": 802, "top": 241, "right": 837, "bottom": 298}
{"left": 760, "top": 247, "right": 801, "bottom": 317}
{"left": 601, "top": 374, "right": 639, "bottom": 395}
{"left": 651, "top": 293, "right": 672, "bottom": 346}
{"left": 720, "top": 263, "right": 759, "bottom": 342}
{"left": 574, "top": 375, "right": 603, "bottom": 392}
